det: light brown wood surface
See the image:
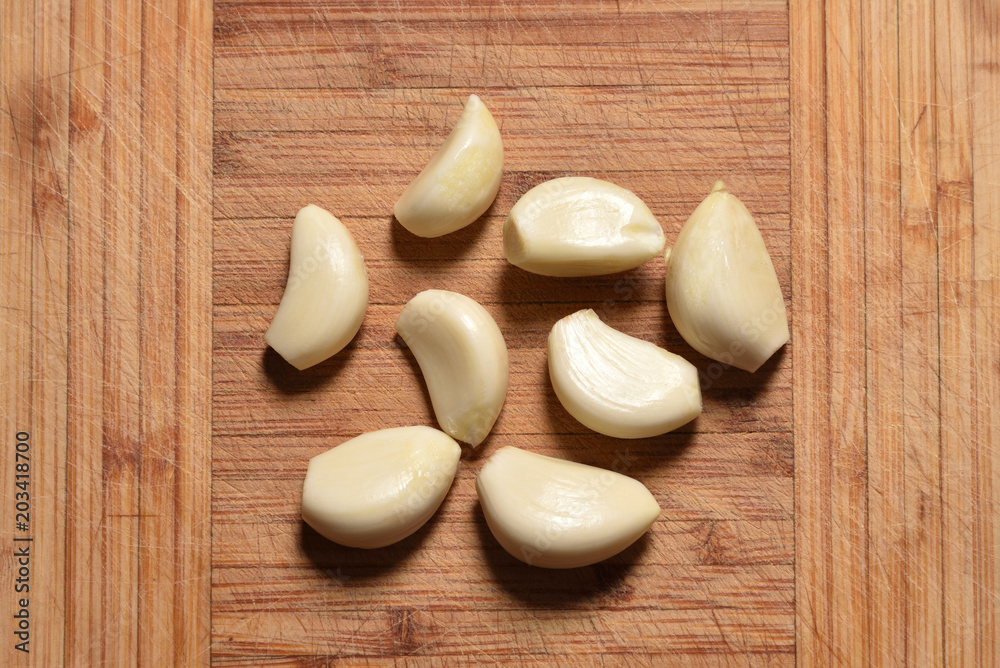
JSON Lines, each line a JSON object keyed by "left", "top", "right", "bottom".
{"left": 791, "top": 0, "right": 999, "bottom": 665}
{"left": 2, "top": 0, "right": 997, "bottom": 665}
{"left": 1, "top": 0, "right": 212, "bottom": 665}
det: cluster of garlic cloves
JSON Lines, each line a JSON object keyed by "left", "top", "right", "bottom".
{"left": 268, "top": 95, "right": 788, "bottom": 570}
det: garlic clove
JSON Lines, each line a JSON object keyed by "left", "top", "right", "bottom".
{"left": 265, "top": 204, "right": 369, "bottom": 370}
{"left": 301, "top": 426, "right": 461, "bottom": 549}
{"left": 476, "top": 446, "right": 660, "bottom": 568}
{"left": 393, "top": 94, "right": 503, "bottom": 238}
{"left": 548, "top": 309, "right": 702, "bottom": 438}
{"left": 504, "top": 176, "right": 665, "bottom": 276}
{"left": 664, "top": 181, "right": 788, "bottom": 372}
{"left": 394, "top": 290, "right": 509, "bottom": 447}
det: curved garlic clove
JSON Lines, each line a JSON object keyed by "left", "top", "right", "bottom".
{"left": 548, "top": 309, "right": 701, "bottom": 439}
{"left": 664, "top": 181, "right": 788, "bottom": 372}
{"left": 393, "top": 94, "right": 503, "bottom": 238}
{"left": 476, "top": 446, "right": 660, "bottom": 568}
{"left": 504, "top": 177, "right": 665, "bottom": 276}
{"left": 265, "top": 204, "right": 369, "bottom": 370}
{"left": 301, "top": 426, "right": 461, "bottom": 549}
{"left": 395, "top": 290, "right": 509, "bottom": 447}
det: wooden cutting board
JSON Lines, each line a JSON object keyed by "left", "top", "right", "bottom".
{"left": 2, "top": 0, "right": 997, "bottom": 665}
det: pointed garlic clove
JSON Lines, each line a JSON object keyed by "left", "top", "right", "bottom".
{"left": 301, "top": 426, "right": 461, "bottom": 549}
{"left": 265, "top": 204, "right": 369, "bottom": 370}
{"left": 504, "top": 177, "right": 665, "bottom": 276}
{"left": 393, "top": 94, "right": 503, "bottom": 238}
{"left": 664, "top": 181, "right": 788, "bottom": 372}
{"left": 548, "top": 309, "right": 701, "bottom": 439}
{"left": 476, "top": 446, "right": 660, "bottom": 568}
{"left": 395, "top": 290, "right": 509, "bottom": 447}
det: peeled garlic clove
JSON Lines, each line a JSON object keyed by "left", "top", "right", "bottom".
{"left": 477, "top": 446, "right": 660, "bottom": 568}
{"left": 664, "top": 181, "right": 788, "bottom": 372}
{"left": 548, "top": 309, "right": 701, "bottom": 439}
{"left": 301, "top": 426, "right": 461, "bottom": 549}
{"left": 265, "top": 204, "right": 369, "bottom": 370}
{"left": 395, "top": 290, "right": 508, "bottom": 447}
{"left": 504, "top": 177, "right": 665, "bottom": 276}
{"left": 393, "top": 94, "right": 503, "bottom": 238}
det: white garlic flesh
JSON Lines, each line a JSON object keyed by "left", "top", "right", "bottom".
{"left": 503, "top": 177, "right": 665, "bottom": 276}
{"left": 548, "top": 309, "right": 702, "bottom": 439}
{"left": 301, "top": 426, "right": 461, "bottom": 549}
{"left": 664, "top": 181, "right": 788, "bottom": 372}
{"left": 265, "top": 204, "right": 369, "bottom": 370}
{"left": 395, "top": 290, "right": 509, "bottom": 447}
{"left": 476, "top": 446, "right": 661, "bottom": 568}
{"left": 393, "top": 94, "right": 503, "bottom": 238}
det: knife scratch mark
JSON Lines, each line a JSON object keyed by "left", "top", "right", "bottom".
{"left": 4, "top": 86, "right": 22, "bottom": 156}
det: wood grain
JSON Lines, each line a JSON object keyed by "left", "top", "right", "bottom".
{"left": 936, "top": 4, "right": 978, "bottom": 664}
{"left": 791, "top": 0, "right": 1000, "bottom": 666}
{"left": 1, "top": 0, "right": 212, "bottom": 666}
{"left": 212, "top": 1, "right": 793, "bottom": 664}
{"left": 33, "top": 3, "right": 71, "bottom": 667}
{"left": 2, "top": 1, "right": 42, "bottom": 666}
{"left": 970, "top": 2, "right": 1000, "bottom": 663}
{"left": 3, "top": 0, "right": 998, "bottom": 665}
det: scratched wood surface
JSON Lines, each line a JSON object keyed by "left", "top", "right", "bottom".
{"left": 1, "top": 0, "right": 212, "bottom": 666}
{"left": 211, "top": 1, "right": 795, "bottom": 664}
{"left": 2, "top": 0, "right": 998, "bottom": 666}
{"left": 791, "top": 1, "right": 999, "bottom": 666}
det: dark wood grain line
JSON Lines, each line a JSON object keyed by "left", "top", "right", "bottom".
{"left": 1, "top": 2, "right": 39, "bottom": 667}
{"left": 213, "top": 84, "right": 791, "bottom": 135}
{"left": 790, "top": 0, "right": 831, "bottom": 663}
{"left": 899, "top": 0, "right": 944, "bottom": 662}
{"left": 212, "top": 170, "right": 792, "bottom": 220}
{"left": 861, "top": 0, "right": 903, "bottom": 663}
{"left": 65, "top": 0, "right": 108, "bottom": 661}
{"left": 100, "top": 2, "right": 144, "bottom": 665}
{"left": 970, "top": 2, "right": 1000, "bottom": 663}
{"left": 30, "top": 0, "right": 72, "bottom": 664}
{"left": 214, "top": 43, "right": 789, "bottom": 91}
{"left": 210, "top": 608, "right": 794, "bottom": 658}
{"left": 173, "top": 1, "right": 214, "bottom": 663}
{"left": 212, "top": 3, "right": 789, "bottom": 49}
{"left": 210, "top": 653, "right": 794, "bottom": 668}
{"left": 936, "top": 1, "right": 977, "bottom": 664}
